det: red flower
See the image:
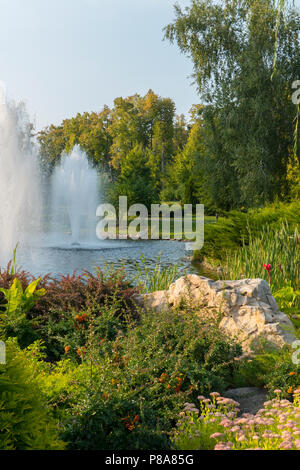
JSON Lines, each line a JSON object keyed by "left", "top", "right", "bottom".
{"left": 263, "top": 264, "right": 272, "bottom": 272}
{"left": 263, "top": 264, "right": 272, "bottom": 285}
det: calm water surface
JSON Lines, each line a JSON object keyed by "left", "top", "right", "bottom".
{"left": 14, "top": 238, "right": 205, "bottom": 279}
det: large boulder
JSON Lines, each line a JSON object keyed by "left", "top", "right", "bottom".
{"left": 133, "top": 274, "right": 297, "bottom": 352}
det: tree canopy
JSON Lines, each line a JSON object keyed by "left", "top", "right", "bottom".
{"left": 38, "top": 0, "right": 300, "bottom": 211}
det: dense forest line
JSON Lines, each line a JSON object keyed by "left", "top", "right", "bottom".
{"left": 38, "top": 0, "right": 300, "bottom": 212}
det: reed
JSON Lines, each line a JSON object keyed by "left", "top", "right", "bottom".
{"left": 223, "top": 221, "right": 299, "bottom": 292}
{"left": 132, "top": 253, "right": 182, "bottom": 293}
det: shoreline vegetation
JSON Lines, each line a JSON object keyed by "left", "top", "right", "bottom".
{"left": 0, "top": 199, "right": 299, "bottom": 450}
{"left": 2, "top": 217, "right": 298, "bottom": 445}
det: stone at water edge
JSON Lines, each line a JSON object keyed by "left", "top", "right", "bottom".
{"left": 133, "top": 274, "right": 297, "bottom": 353}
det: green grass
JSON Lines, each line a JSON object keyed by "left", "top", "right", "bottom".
{"left": 223, "top": 221, "right": 299, "bottom": 291}
{"left": 193, "top": 200, "right": 300, "bottom": 262}
{"left": 131, "top": 254, "right": 183, "bottom": 293}
{"left": 112, "top": 216, "right": 221, "bottom": 240}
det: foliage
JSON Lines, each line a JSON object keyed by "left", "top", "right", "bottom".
{"left": 58, "top": 306, "right": 241, "bottom": 450}
{"left": 108, "top": 144, "right": 156, "bottom": 208}
{"left": 224, "top": 222, "right": 300, "bottom": 292}
{"left": 161, "top": 118, "right": 205, "bottom": 205}
{"left": 193, "top": 200, "right": 300, "bottom": 262}
{"left": 273, "top": 283, "right": 300, "bottom": 321}
{"left": 0, "top": 265, "right": 138, "bottom": 360}
{"left": 0, "top": 339, "right": 64, "bottom": 450}
{"left": 132, "top": 254, "right": 181, "bottom": 293}
{"left": 1, "top": 259, "right": 299, "bottom": 450}
{"left": 231, "top": 345, "right": 300, "bottom": 397}
{"left": 0, "top": 278, "right": 46, "bottom": 348}
{"left": 258, "top": 348, "right": 300, "bottom": 398}
{"left": 38, "top": 90, "right": 183, "bottom": 206}
{"left": 171, "top": 391, "right": 300, "bottom": 450}
{"left": 165, "top": 0, "right": 300, "bottom": 209}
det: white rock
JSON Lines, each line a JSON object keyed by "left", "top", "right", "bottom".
{"left": 133, "top": 275, "right": 297, "bottom": 352}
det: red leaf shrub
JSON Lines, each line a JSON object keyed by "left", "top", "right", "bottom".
{"left": 0, "top": 262, "right": 138, "bottom": 323}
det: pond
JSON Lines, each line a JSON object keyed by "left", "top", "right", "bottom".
{"left": 14, "top": 238, "right": 204, "bottom": 279}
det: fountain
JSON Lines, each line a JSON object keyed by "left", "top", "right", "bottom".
{"left": 0, "top": 99, "right": 41, "bottom": 265}
{"left": 49, "top": 145, "right": 99, "bottom": 247}
{"left": 0, "top": 96, "right": 188, "bottom": 278}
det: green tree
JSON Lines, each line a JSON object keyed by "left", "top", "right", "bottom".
{"left": 165, "top": 0, "right": 300, "bottom": 208}
{"left": 162, "top": 119, "right": 204, "bottom": 205}
{"left": 109, "top": 144, "right": 156, "bottom": 208}
{"left": 38, "top": 125, "right": 67, "bottom": 172}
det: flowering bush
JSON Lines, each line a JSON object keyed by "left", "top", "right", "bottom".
{"left": 60, "top": 307, "right": 241, "bottom": 450}
{"left": 172, "top": 390, "right": 300, "bottom": 450}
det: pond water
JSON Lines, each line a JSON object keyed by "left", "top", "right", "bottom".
{"left": 13, "top": 238, "right": 207, "bottom": 280}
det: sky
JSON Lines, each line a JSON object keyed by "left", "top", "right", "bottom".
{"left": 0, "top": 0, "right": 198, "bottom": 131}
{"left": 1, "top": 0, "right": 300, "bottom": 131}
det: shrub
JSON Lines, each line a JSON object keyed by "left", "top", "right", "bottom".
{"left": 193, "top": 200, "right": 300, "bottom": 262}
{"left": 0, "top": 339, "right": 64, "bottom": 450}
{"left": 0, "top": 278, "right": 46, "bottom": 348}
{"left": 0, "top": 265, "right": 138, "bottom": 360}
{"left": 231, "top": 346, "right": 300, "bottom": 397}
{"left": 60, "top": 306, "right": 242, "bottom": 450}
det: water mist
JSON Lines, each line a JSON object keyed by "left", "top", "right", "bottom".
{"left": 50, "top": 145, "right": 99, "bottom": 245}
{"left": 0, "top": 100, "right": 41, "bottom": 265}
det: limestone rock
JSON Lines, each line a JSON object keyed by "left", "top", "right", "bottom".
{"left": 133, "top": 290, "right": 168, "bottom": 313}
{"left": 133, "top": 274, "right": 297, "bottom": 352}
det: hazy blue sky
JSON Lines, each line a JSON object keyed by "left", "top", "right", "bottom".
{"left": 0, "top": 0, "right": 198, "bottom": 130}
{"left": 0, "top": 0, "right": 299, "bottom": 131}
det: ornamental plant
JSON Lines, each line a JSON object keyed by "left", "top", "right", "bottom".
{"left": 172, "top": 390, "right": 300, "bottom": 450}
{"left": 0, "top": 339, "right": 64, "bottom": 450}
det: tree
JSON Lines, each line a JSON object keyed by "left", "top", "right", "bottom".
{"left": 165, "top": 0, "right": 300, "bottom": 208}
{"left": 161, "top": 117, "right": 205, "bottom": 206}
{"left": 38, "top": 125, "right": 67, "bottom": 172}
{"left": 109, "top": 144, "right": 156, "bottom": 208}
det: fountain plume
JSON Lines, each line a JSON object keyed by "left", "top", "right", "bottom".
{"left": 50, "top": 145, "right": 99, "bottom": 245}
{"left": 0, "top": 100, "right": 41, "bottom": 265}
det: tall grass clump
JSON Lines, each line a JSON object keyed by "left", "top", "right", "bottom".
{"left": 132, "top": 254, "right": 182, "bottom": 293}
{"left": 224, "top": 222, "right": 299, "bottom": 292}
{"left": 193, "top": 200, "right": 300, "bottom": 262}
